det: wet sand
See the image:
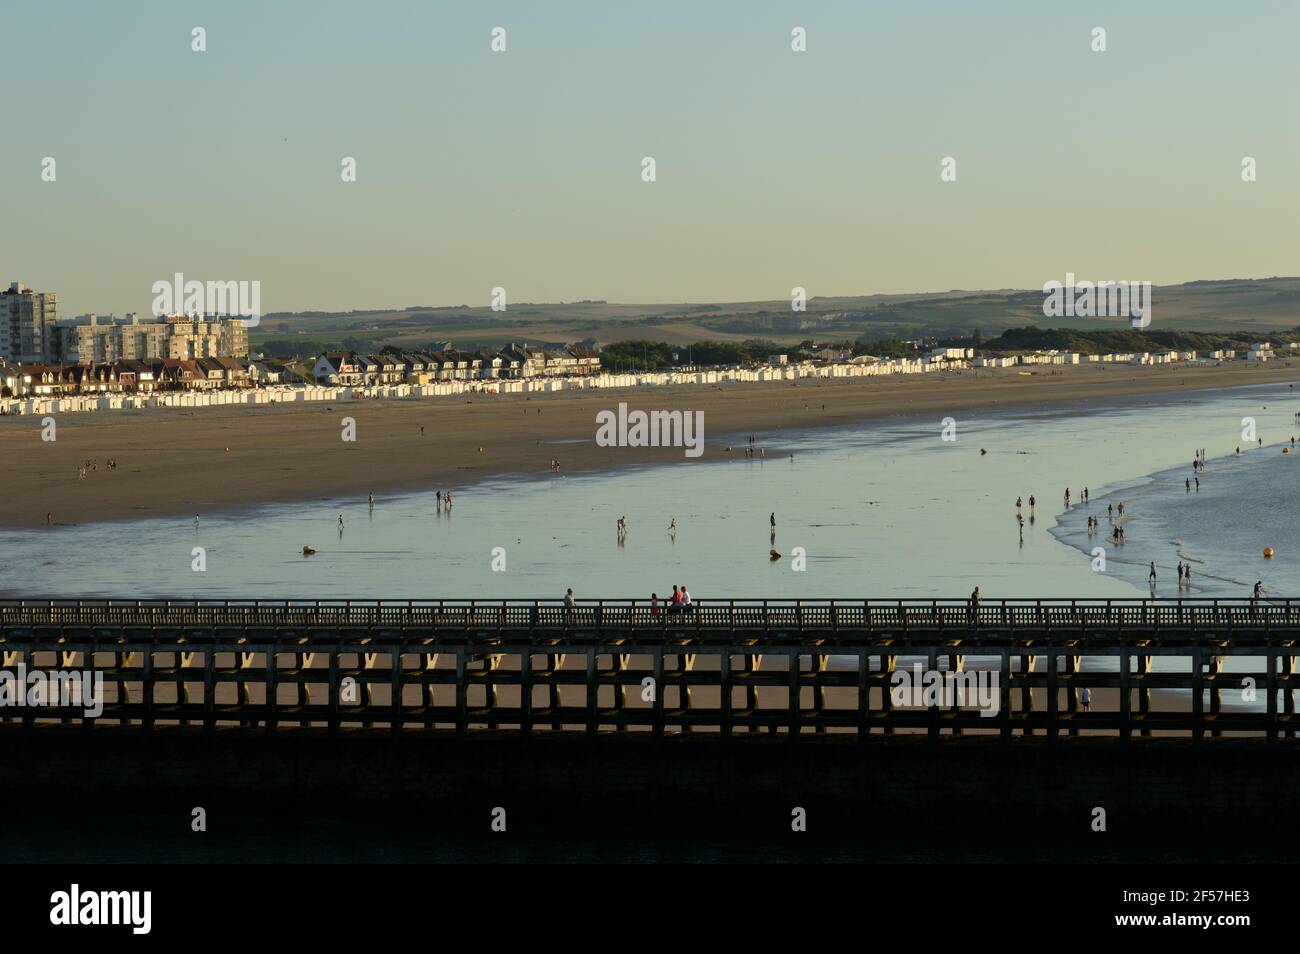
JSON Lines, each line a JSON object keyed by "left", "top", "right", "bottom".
{"left": 3, "top": 361, "right": 1298, "bottom": 529}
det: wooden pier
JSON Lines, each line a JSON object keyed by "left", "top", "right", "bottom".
{"left": 1, "top": 597, "right": 1298, "bottom": 740}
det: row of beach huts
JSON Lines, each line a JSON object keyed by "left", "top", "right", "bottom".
{"left": 0, "top": 344, "right": 1288, "bottom": 418}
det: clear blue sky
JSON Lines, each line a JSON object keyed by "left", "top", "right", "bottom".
{"left": 2, "top": 0, "right": 1296, "bottom": 316}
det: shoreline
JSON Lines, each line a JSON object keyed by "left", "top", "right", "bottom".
{"left": 4, "top": 361, "right": 1300, "bottom": 531}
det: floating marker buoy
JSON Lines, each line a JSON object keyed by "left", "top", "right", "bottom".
{"left": 1264, "top": 547, "right": 1275, "bottom": 558}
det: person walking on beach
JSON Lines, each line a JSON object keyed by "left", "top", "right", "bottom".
{"left": 368, "top": 492, "right": 374, "bottom": 509}
{"left": 1108, "top": 503, "right": 1114, "bottom": 519}
{"left": 1016, "top": 496, "right": 1022, "bottom": 511}
{"left": 45, "top": 512, "right": 52, "bottom": 526}
{"left": 1029, "top": 495, "right": 1035, "bottom": 510}
{"left": 338, "top": 513, "right": 345, "bottom": 530}
{"left": 1184, "top": 565, "right": 1192, "bottom": 588}
{"left": 1185, "top": 478, "right": 1191, "bottom": 492}
{"left": 668, "top": 517, "right": 676, "bottom": 533}
{"left": 1117, "top": 502, "right": 1125, "bottom": 516}
{"left": 1195, "top": 476, "right": 1199, "bottom": 491}
{"left": 770, "top": 512, "right": 776, "bottom": 529}
{"left": 193, "top": 515, "right": 200, "bottom": 531}
{"left": 1148, "top": 562, "right": 1157, "bottom": 584}
{"left": 1064, "top": 488, "right": 1071, "bottom": 508}
{"left": 1080, "top": 687, "right": 1091, "bottom": 712}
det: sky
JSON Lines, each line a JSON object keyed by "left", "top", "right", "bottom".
{"left": 2, "top": 0, "right": 1297, "bottom": 317}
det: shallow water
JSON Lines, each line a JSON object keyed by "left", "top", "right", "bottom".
{"left": 5, "top": 380, "right": 1300, "bottom": 602}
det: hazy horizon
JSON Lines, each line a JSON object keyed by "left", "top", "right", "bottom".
{"left": 4, "top": 0, "right": 1297, "bottom": 318}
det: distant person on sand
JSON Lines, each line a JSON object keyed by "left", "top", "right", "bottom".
{"left": 1148, "top": 562, "right": 1157, "bottom": 583}
{"left": 1081, "top": 687, "right": 1091, "bottom": 712}
{"left": 770, "top": 512, "right": 776, "bottom": 528}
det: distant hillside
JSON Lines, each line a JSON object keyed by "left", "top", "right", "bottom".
{"left": 249, "top": 278, "right": 1300, "bottom": 357}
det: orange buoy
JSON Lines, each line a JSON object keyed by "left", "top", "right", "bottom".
{"left": 1284, "top": 447, "right": 1290, "bottom": 455}
{"left": 1264, "top": 547, "right": 1275, "bottom": 558}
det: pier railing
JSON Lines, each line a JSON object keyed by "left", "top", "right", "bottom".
{"left": 2, "top": 597, "right": 1300, "bottom": 643}
{"left": 0, "top": 598, "right": 1297, "bottom": 741}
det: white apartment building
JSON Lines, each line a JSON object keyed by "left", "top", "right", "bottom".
{"left": 0, "top": 282, "right": 58, "bottom": 363}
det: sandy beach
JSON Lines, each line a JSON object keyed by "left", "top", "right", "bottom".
{"left": 3, "top": 360, "right": 1298, "bottom": 530}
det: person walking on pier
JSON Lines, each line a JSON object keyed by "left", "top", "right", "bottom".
{"left": 968, "top": 586, "right": 981, "bottom": 625}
